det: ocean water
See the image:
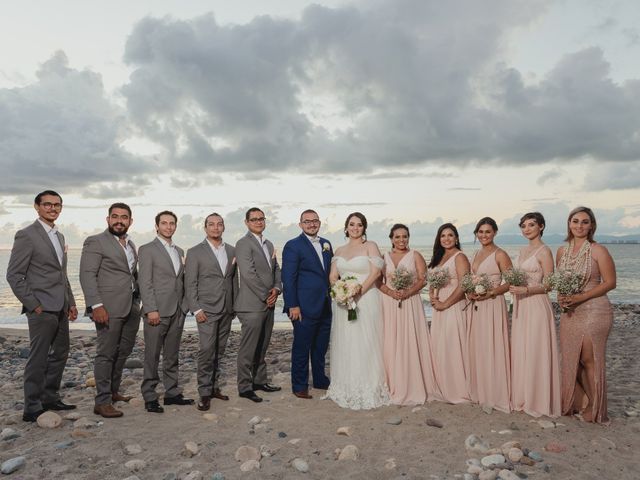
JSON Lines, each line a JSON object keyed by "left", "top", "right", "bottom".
{"left": 1, "top": 244, "right": 637, "bottom": 329}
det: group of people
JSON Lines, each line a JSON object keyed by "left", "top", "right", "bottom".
{"left": 6, "top": 190, "right": 616, "bottom": 426}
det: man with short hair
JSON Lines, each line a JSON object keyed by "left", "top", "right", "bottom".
{"left": 138, "top": 211, "right": 193, "bottom": 413}
{"left": 234, "top": 207, "right": 282, "bottom": 402}
{"left": 185, "top": 213, "right": 237, "bottom": 411}
{"left": 282, "top": 209, "right": 333, "bottom": 399}
{"left": 7, "top": 190, "right": 78, "bottom": 422}
{"left": 79, "top": 202, "right": 140, "bottom": 418}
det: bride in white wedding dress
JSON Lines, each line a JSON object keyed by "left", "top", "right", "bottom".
{"left": 325, "top": 212, "right": 390, "bottom": 410}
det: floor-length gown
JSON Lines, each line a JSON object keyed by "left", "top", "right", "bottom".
{"left": 560, "top": 256, "right": 612, "bottom": 424}
{"left": 430, "top": 252, "right": 471, "bottom": 404}
{"left": 467, "top": 250, "right": 511, "bottom": 413}
{"left": 326, "top": 256, "right": 390, "bottom": 410}
{"left": 510, "top": 246, "right": 561, "bottom": 417}
{"left": 381, "top": 251, "right": 441, "bottom": 405}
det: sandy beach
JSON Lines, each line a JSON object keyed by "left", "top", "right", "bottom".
{"left": 1, "top": 304, "right": 639, "bottom": 480}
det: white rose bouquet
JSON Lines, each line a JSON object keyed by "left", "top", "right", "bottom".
{"left": 331, "top": 276, "right": 361, "bottom": 321}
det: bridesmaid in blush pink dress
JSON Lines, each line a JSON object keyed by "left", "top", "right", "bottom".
{"left": 380, "top": 224, "right": 441, "bottom": 405}
{"left": 556, "top": 207, "right": 616, "bottom": 424}
{"left": 467, "top": 217, "right": 512, "bottom": 413}
{"left": 509, "top": 212, "right": 561, "bottom": 418}
{"left": 428, "top": 223, "right": 471, "bottom": 404}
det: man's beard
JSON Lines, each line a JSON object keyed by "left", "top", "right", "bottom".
{"left": 108, "top": 224, "right": 128, "bottom": 238}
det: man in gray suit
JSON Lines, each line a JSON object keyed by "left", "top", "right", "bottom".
{"left": 185, "top": 213, "right": 237, "bottom": 411}
{"left": 138, "top": 211, "right": 193, "bottom": 413}
{"left": 6, "top": 190, "right": 78, "bottom": 422}
{"left": 79, "top": 202, "right": 140, "bottom": 418}
{"left": 235, "top": 207, "right": 282, "bottom": 402}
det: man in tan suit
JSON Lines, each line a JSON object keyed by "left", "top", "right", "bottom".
{"left": 79, "top": 202, "right": 140, "bottom": 418}
{"left": 6, "top": 190, "right": 78, "bottom": 422}
{"left": 234, "top": 207, "right": 282, "bottom": 402}
{"left": 138, "top": 211, "right": 193, "bottom": 413}
{"left": 185, "top": 213, "right": 237, "bottom": 411}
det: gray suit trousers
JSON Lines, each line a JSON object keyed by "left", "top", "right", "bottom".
{"left": 24, "top": 310, "right": 70, "bottom": 414}
{"left": 94, "top": 302, "right": 141, "bottom": 405}
{"left": 236, "top": 309, "right": 274, "bottom": 393}
{"left": 141, "top": 310, "right": 186, "bottom": 401}
{"left": 196, "top": 311, "right": 233, "bottom": 397}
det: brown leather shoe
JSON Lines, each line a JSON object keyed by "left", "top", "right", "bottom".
{"left": 197, "top": 396, "right": 211, "bottom": 411}
{"left": 293, "top": 390, "right": 313, "bottom": 399}
{"left": 112, "top": 392, "right": 133, "bottom": 402}
{"left": 212, "top": 390, "right": 229, "bottom": 401}
{"left": 94, "top": 404, "right": 124, "bottom": 418}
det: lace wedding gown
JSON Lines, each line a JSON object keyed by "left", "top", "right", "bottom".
{"left": 325, "top": 256, "right": 390, "bottom": 410}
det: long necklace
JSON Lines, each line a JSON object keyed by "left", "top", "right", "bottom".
{"left": 559, "top": 239, "right": 592, "bottom": 289}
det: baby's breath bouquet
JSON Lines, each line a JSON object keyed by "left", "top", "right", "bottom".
{"left": 427, "top": 266, "right": 451, "bottom": 300}
{"left": 390, "top": 266, "right": 414, "bottom": 308}
{"left": 461, "top": 273, "right": 492, "bottom": 296}
{"left": 331, "top": 276, "right": 361, "bottom": 321}
{"left": 544, "top": 269, "right": 584, "bottom": 312}
{"left": 502, "top": 267, "right": 528, "bottom": 287}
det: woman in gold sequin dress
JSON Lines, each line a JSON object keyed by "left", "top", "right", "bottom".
{"left": 556, "top": 207, "right": 616, "bottom": 424}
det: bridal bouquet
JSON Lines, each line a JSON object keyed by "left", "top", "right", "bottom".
{"left": 544, "top": 269, "right": 584, "bottom": 312}
{"left": 461, "top": 273, "right": 492, "bottom": 295}
{"left": 501, "top": 267, "right": 528, "bottom": 287}
{"left": 331, "top": 276, "right": 361, "bottom": 321}
{"left": 390, "top": 266, "right": 414, "bottom": 308}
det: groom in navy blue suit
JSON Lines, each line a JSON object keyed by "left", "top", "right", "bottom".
{"left": 282, "top": 209, "right": 333, "bottom": 399}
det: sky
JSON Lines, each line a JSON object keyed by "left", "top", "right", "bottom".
{"left": 0, "top": 0, "right": 639, "bottom": 248}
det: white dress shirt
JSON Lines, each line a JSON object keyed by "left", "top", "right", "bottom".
{"left": 157, "top": 236, "right": 181, "bottom": 275}
{"left": 37, "top": 219, "right": 63, "bottom": 265}
{"left": 305, "top": 234, "right": 325, "bottom": 269}
{"left": 251, "top": 232, "right": 272, "bottom": 267}
{"left": 207, "top": 239, "right": 228, "bottom": 274}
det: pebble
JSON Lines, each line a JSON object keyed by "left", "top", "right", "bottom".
{"left": 467, "top": 465, "right": 484, "bottom": 475}
{"left": 18, "top": 348, "right": 30, "bottom": 359}
{"left": 122, "top": 476, "right": 141, "bottom": 480}
{"left": 239, "top": 460, "right": 260, "bottom": 472}
{"left": 536, "top": 419, "right": 556, "bottom": 429}
{"left": 278, "top": 432, "right": 287, "bottom": 438}
{"left": 497, "top": 469, "right": 520, "bottom": 480}
{"left": 125, "top": 444, "right": 143, "bottom": 455}
{"left": 338, "top": 445, "right": 359, "bottom": 461}
{"left": 248, "top": 415, "right": 262, "bottom": 426}
{"left": 482, "top": 405, "right": 493, "bottom": 415}
{"left": 411, "top": 406, "right": 422, "bottom": 413}
{"left": 527, "top": 451, "right": 543, "bottom": 462}
{"left": 463, "top": 474, "right": 475, "bottom": 480}
{"left": 1, "top": 428, "right": 20, "bottom": 441}
{"left": 465, "top": 434, "right": 490, "bottom": 455}
{"left": 260, "top": 445, "right": 274, "bottom": 457}
{"left": 519, "top": 456, "right": 535, "bottom": 466}
{"left": 64, "top": 412, "right": 82, "bottom": 420}
{"left": 507, "top": 448, "right": 523, "bottom": 462}
{"left": 71, "top": 429, "right": 95, "bottom": 438}
{"left": 624, "top": 409, "right": 638, "bottom": 417}
{"left": 481, "top": 454, "right": 505, "bottom": 467}
{"left": 54, "top": 439, "right": 75, "bottom": 449}
{"left": 384, "top": 458, "right": 396, "bottom": 470}
{"left": 211, "top": 473, "right": 225, "bottom": 480}
{"left": 592, "top": 437, "right": 616, "bottom": 449}
{"left": 162, "top": 474, "right": 177, "bottom": 480}
{"left": 124, "top": 358, "right": 144, "bottom": 369}
{"left": 125, "top": 459, "right": 147, "bottom": 472}
{"left": 466, "top": 459, "right": 482, "bottom": 468}
{"left": 203, "top": 413, "right": 219, "bottom": 421}
{"left": 386, "top": 416, "right": 402, "bottom": 425}
{"left": 544, "top": 442, "right": 567, "bottom": 453}
{"left": 37, "top": 410, "right": 63, "bottom": 428}
{"left": 337, "top": 426, "right": 352, "bottom": 436}
{"left": 479, "top": 471, "right": 498, "bottom": 480}
{"left": 235, "top": 446, "right": 260, "bottom": 462}
{"left": 1, "top": 456, "right": 26, "bottom": 475}
{"left": 425, "top": 418, "right": 443, "bottom": 428}
{"left": 288, "top": 438, "right": 302, "bottom": 445}
{"left": 498, "top": 429, "right": 512, "bottom": 435}
{"left": 86, "top": 377, "right": 96, "bottom": 387}
{"left": 292, "top": 458, "right": 309, "bottom": 473}
{"left": 183, "top": 472, "right": 203, "bottom": 480}
{"left": 183, "top": 441, "right": 200, "bottom": 457}
{"left": 74, "top": 417, "right": 98, "bottom": 429}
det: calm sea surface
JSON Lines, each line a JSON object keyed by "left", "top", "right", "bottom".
{"left": 1, "top": 244, "right": 637, "bottom": 328}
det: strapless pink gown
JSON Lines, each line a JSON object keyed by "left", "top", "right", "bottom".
{"left": 430, "top": 252, "right": 471, "bottom": 404}
{"left": 381, "top": 251, "right": 442, "bottom": 405}
{"left": 510, "top": 246, "right": 561, "bottom": 418}
{"left": 467, "top": 250, "right": 511, "bottom": 413}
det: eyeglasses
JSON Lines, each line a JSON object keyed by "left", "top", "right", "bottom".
{"left": 301, "top": 219, "right": 320, "bottom": 225}
{"left": 248, "top": 217, "right": 266, "bottom": 223}
{"left": 41, "top": 202, "right": 63, "bottom": 210}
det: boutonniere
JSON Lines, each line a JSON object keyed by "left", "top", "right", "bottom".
{"left": 322, "top": 242, "right": 330, "bottom": 252}
{"left": 64, "top": 244, "right": 69, "bottom": 254}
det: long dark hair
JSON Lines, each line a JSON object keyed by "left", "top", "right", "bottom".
{"left": 428, "top": 223, "right": 461, "bottom": 268}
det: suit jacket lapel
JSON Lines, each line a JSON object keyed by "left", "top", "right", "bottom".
{"left": 153, "top": 237, "right": 178, "bottom": 276}
{"left": 320, "top": 237, "right": 332, "bottom": 273}
{"left": 104, "top": 230, "right": 131, "bottom": 271}
{"left": 224, "top": 243, "right": 234, "bottom": 277}
{"left": 33, "top": 221, "right": 62, "bottom": 270}
{"left": 300, "top": 233, "right": 324, "bottom": 271}
{"left": 202, "top": 239, "right": 224, "bottom": 276}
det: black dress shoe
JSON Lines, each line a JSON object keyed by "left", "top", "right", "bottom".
{"left": 239, "top": 390, "right": 263, "bottom": 403}
{"left": 163, "top": 394, "right": 195, "bottom": 406}
{"left": 212, "top": 390, "right": 229, "bottom": 401}
{"left": 197, "top": 396, "right": 211, "bottom": 411}
{"left": 22, "top": 410, "right": 45, "bottom": 422}
{"left": 43, "top": 400, "right": 77, "bottom": 411}
{"left": 252, "top": 383, "right": 281, "bottom": 393}
{"left": 145, "top": 400, "right": 164, "bottom": 413}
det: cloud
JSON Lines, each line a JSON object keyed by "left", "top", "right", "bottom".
{"left": 537, "top": 168, "right": 565, "bottom": 186}
{"left": 0, "top": 51, "right": 154, "bottom": 196}
{"left": 584, "top": 162, "right": 640, "bottom": 190}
